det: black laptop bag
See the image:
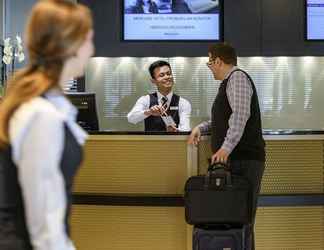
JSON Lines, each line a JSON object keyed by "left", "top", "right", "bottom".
{"left": 184, "top": 163, "right": 252, "bottom": 226}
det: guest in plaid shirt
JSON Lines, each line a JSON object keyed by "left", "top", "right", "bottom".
{"left": 188, "top": 43, "right": 265, "bottom": 250}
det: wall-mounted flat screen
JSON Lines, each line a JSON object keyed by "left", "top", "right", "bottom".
{"left": 306, "top": 0, "right": 324, "bottom": 40}
{"left": 123, "top": 0, "right": 222, "bottom": 41}
{"left": 66, "top": 92, "right": 99, "bottom": 131}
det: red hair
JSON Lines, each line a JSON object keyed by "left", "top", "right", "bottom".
{"left": 0, "top": 0, "right": 93, "bottom": 146}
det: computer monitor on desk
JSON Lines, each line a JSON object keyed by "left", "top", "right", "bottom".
{"left": 65, "top": 92, "right": 99, "bottom": 131}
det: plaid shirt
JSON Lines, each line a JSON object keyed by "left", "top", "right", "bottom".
{"left": 199, "top": 66, "right": 253, "bottom": 154}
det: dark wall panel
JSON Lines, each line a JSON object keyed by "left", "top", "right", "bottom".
{"left": 84, "top": 0, "right": 118, "bottom": 57}
{"left": 224, "top": 0, "right": 261, "bottom": 56}
{"left": 262, "top": 0, "right": 324, "bottom": 56}
{"left": 80, "top": 0, "right": 324, "bottom": 57}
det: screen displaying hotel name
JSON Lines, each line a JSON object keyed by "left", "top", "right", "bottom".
{"left": 307, "top": 0, "right": 324, "bottom": 40}
{"left": 123, "top": 0, "right": 221, "bottom": 40}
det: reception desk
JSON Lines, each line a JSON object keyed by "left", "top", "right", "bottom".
{"left": 73, "top": 132, "right": 196, "bottom": 194}
{"left": 71, "top": 131, "right": 324, "bottom": 250}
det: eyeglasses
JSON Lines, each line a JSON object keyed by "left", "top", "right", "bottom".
{"left": 206, "top": 59, "right": 215, "bottom": 67}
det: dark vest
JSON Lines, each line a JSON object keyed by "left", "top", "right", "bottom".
{"left": 144, "top": 93, "right": 180, "bottom": 132}
{"left": 211, "top": 69, "right": 265, "bottom": 161}
{"left": 0, "top": 124, "right": 82, "bottom": 250}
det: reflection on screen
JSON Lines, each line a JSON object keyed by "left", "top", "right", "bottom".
{"left": 66, "top": 92, "right": 99, "bottom": 131}
{"left": 307, "top": 0, "right": 324, "bottom": 40}
{"left": 123, "top": 0, "right": 221, "bottom": 40}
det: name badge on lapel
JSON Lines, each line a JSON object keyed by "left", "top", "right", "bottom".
{"left": 169, "top": 106, "right": 179, "bottom": 111}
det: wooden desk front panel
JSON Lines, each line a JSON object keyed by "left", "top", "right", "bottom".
{"left": 198, "top": 140, "right": 324, "bottom": 194}
{"left": 71, "top": 205, "right": 187, "bottom": 250}
{"left": 71, "top": 205, "right": 324, "bottom": 250}
{"left": 74, "top": 137, "right": 188, "bottom": 194}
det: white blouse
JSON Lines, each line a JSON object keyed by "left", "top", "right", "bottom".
{"left": 8, "top": 91, "right": 87, "bottom": 250}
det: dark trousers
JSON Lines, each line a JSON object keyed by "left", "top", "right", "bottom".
{"left": 230, "top": 160, "right": 265, "bottom": 250}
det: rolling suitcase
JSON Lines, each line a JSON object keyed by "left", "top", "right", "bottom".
{"left": 184, "top": 163, "right": 252, "bottom": 225}
{"left": 193, "top": 225, "right": 245, "bottom": 250}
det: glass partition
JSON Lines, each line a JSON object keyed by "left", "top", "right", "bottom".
{"left": 85, "top": 57, "right": 324, "bottom": 131}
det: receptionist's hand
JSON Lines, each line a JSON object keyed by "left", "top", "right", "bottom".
{"left": 187, "top": 126, "right": 201, "bottom": 146}
{"left": 167, "top": 125, "right": 178, "bottom": 132}
{"left": 145, "top": 105, "right": 164, "bottom": 116}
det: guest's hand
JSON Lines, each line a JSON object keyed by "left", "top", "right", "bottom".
{"left": 187, "top": 126, "right": 201, "bottom": 146}
{"left": 211, "top": 148, "right": 229, "bottom": 164}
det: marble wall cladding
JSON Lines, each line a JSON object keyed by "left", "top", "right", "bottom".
{"left": 85, "top": 57, "right": 324, "bottom": 131}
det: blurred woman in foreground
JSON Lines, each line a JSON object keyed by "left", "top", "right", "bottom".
{"left": 0, "top": 0, "right": 94, "bottom": 249}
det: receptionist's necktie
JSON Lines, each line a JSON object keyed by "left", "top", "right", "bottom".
{"left": 161, "top": 96, "right": 168, "bottom": 107}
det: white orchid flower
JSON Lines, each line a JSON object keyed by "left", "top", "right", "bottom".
{"left": 4, "top": 38, "right": 11, "bottom": 47}
{"left": 3, "top": 37, "right": 13, "bottom": 65}
{"left": 3, "top": 37, "right": 13, "bottom": 58}
{"left": 4, "top": 45, "right": 13, "bottom": 56}
{"left": 16, "top": 35, "right": 22, "bottom": 45}
{"left": 15, "top": 35, "right": 25, "bottom": 63}
{"left": 16, "top": 52, "right": 25, "bottom": 63}
{"left": 3, "top": 54, "right": 13, "bottom": 65}
{"left": 2, "top": 35, "right": 25, "bottom": 66}
{"left": 17, "top": 44, "right": 23, "bottom": 51}
{"left": 15, "top": 46, "right": 25, "bottom": 62}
